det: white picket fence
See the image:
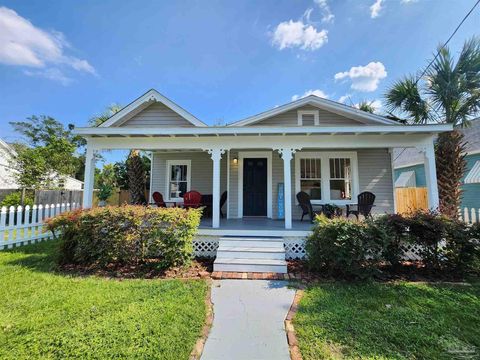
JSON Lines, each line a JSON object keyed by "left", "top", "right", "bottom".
{"left": 459, "top": 207, "right": 480, "bottom": 224}
{"left": 0, "top": 203, "right": 80, "bottom": 250}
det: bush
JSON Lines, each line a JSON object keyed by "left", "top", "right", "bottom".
{"left": 406, "top": 210, "right": 448, "bottom": 270}
{"left": 374, "top": 214, "right": 410, "bottom": 268}
{"left": 305, "top": 215, "right": 385, "bottom": 279}
{"left": 444, "top": 220, "right": 480, "bottom": 275}
{"left": 0, "top": 191, "right": 34, "bottom": 208}
{"left": 46, "top": 205, "right": 202, "bottom": 270}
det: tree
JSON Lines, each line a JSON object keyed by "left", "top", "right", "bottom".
{"left": 127, "top": 150, "right": 146, "bottom": 204}
{"left": 89, "top": 104, "right": 122, "bottom": 127}
{"left": 9, "top": 116, "right": 83, "bottom": 189}
{"left": 357, "top": 101, "right": 376, "bottom": 114}
{"left": 385, "top": 37, "right": 480, "bottom": 218}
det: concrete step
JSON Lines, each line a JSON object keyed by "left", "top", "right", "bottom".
{"left": 219, "top": 237, "right": 284, "bottom": 248}
{"left": 213, "top": 258, "right": 288, "bottom": 273}
{"left": 217, "top": 246, "right": 285, "bottom": 260}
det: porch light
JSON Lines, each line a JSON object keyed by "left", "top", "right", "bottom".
{"left": 233, "top": 157, "right": 238, "bottom": 164}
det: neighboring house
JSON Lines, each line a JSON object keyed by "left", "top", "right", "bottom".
{"left": 75, "top": 89, "right": 450, "bottom": 272}
{"left": 394, "top": 118, "right": 480, "bottom": 211}
{"left": 0, "top": 138, "right": 83, "bottom": 191}
{"left": 0, "top": 139, "right": 19, "bottom": 189}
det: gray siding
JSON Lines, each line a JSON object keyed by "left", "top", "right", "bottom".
{"left": 120, "top": 102, "right": 194, "bottom": 127}
{"left": 151, "top": 152, "right": 227, "bottom": 202}
{"left": 151, "top": 148, "right": 394, "bottom": 218}
{"left": 250, "top": 105, "right": 373, "bottom": 127}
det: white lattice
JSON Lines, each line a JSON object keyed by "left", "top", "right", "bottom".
{"left": 400, "top": 243, "right": 423, "bottom": 261}
{"left": 193, "top": 235, "right": 219, "bottom": 258}
{"left": 284, "top": 237, "right": 307, "bottom": 260}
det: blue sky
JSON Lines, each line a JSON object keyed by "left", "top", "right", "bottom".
{"left": 0, "top": 0, "right": 479, "bottom": 152}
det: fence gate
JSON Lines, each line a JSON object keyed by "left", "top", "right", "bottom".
{"left": 395, "top": 187, "right": 428, "bottom": 214}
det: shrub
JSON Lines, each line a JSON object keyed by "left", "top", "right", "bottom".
{"left": 46, "top": 205, "right": 202, "bottom": 270}
{"left": 306, "top": 215, "right": 385, "bottom": 279}
{"left": 0, "top": 191, "right": 34, "bottom": 208}
{"left": 374, "top": 214, "right": 410, "bottom": 268}
{"left": 444, "top": 220, "right": 480, "bottom": 275}
{"left": 406, "top": 210, "right": 448, "bottom": 270}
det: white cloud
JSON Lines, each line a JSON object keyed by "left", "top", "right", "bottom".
{"left": 314, "top": 0, "right": 335, "bottom": 23}
{"left": 334, "top": 61, "right": 387, "bottom": 92}
{"left": 272, "top": 20, "right": 328, "bottom": 51}
{"left": 338, "top": 95, "right": 351, "bottom": 104}
{"left": 370, "top": 0, "right": 384, "bottom": 18}
{"left": 24, "top": 68, "right": 72, "bottom": 86}
{"left": 0, "top": 6, "right": 96, "bottom": 82}
{"left": 401, "top": 0, "right": 417, "bottom": 3}
{"left": 292, "top": 89, "right": 328, "bottom": 101}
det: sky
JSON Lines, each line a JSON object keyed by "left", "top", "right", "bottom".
{"left": 0, "top": 0, "right": 479, "bottom": 163}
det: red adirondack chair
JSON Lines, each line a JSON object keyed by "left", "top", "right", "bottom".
{"left": 151, "top": 192, "right": 166, "bottom": 207}
{"left": 183, "top": 190, "right": 202, "bottom": 209}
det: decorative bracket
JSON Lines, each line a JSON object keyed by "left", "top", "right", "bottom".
{"left": 274, "top": 148, "right": 301, "bottom": 161}
{"left": 205, "top": 148, "right": 227, "bottom": 161}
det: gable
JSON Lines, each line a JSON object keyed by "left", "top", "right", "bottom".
{"left": 100, "top": 89, "right": 206, "bottom": 128}
{"left": 117, "top": 102, "right": 195, "bottom": 128}
{"left": 248, "top": 105, "right": 378, "bottom": 127}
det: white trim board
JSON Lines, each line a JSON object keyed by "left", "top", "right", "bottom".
{"left": 99, "top": 89, "right": 206, "bottom": 127}
{"left": 294, "top": 151, "right": 360, "bottom": 206}
{"left": 237, "top": 151, "right": 273, "bottom": 219}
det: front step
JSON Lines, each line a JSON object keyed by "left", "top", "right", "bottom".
{"left": 214, "top": 236, "right": 287, "bottom": 273}
{"left": 217, "top": 246, "right": 285, "bottom": 260}
{"left": 214, "top": 258, "right": 288, "bottom": 273}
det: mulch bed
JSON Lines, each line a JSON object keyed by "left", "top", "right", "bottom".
{"left": 287, "top": 260, "right": 474, "bottom": 283}
{"left": 60, "top": 258, "right": 214, "bottom": 280}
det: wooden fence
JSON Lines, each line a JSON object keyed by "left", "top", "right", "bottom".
{"left": 395, "top": 187, "right": 428, "bottom": 214}
{"left": 0, "top": 203, "right": 80, "bottom": 250}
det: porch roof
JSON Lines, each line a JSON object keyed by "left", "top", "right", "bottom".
{"left": 74, "top": 124, "right": 452, "bottom": 138}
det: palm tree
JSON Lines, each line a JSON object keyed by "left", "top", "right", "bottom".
{"left": 357, "top": 100, "right": 376, "bottom": 114}
{"left": 385, "top": 37, "right": 480, "bottom": 218}
{"left": 127, "top": 150, "right": 146, "bottom": 205}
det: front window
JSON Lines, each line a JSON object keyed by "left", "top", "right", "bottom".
{"left": 296, "top": 152, "right": 357, "bottom": 204}
{"left": 329, "top": 158, "right": 351, "bottom": 200}
{"left": 299, "top": 158, "right": 322, "bottom": 200}
{"left": 167, "top": 160, "right": 190, "bottom": 200}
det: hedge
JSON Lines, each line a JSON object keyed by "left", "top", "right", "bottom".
{"left": 306, "top": 211, "right": 480, "bottom": 279}
{"left": 46, "top": 205, "right": 202, "bottom": 270}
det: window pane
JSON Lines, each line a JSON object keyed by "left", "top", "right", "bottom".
{"left": 169, "top": 181, "right": 187, "bottom": 198}
{"left": 171, "top": 165, "right": 187, "bottom": 181}
{"left": 328, "top": 158, "right": 352, "bottom": 200}
{"left": 301, "top": 180, "right": 321, "bottom": 200}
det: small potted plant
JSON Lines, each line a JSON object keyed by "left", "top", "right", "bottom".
{"left": 322, "top": 203, "right": 342, "bottom": 219}
{"left": 97, "top": 184, "right": 113, "bottom": 207}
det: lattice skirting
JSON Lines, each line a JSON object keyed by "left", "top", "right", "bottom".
{"left": 193, "top": 235, "right": 219, "bottom": 258}
{"left": 193, "top": 235, "right": 424, "bottom": 261}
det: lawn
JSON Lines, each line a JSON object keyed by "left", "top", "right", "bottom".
{"left": 0, "top": 240, "right": 208, "bottom": 360}
{"left": 294, "top": 282, "right": 480, "bottom": 359}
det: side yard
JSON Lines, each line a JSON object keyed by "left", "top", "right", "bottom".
{"left": 0, "top": 240, "right": 208, "bottom": 360}
{"left": 294, "top": 282, "right": 480, "bottom": 359}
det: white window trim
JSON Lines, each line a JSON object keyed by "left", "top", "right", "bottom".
{"left": 237, "top": 151, "right": 273, "bottom": 218}
{"left": 297, "top": 110, "right": 319, "bottom": 126}
{"left": 295, "top": 151, "right": 359, "bottom": 205}
{"left": 165, "top": 160, "right": 191, "bottom": 202}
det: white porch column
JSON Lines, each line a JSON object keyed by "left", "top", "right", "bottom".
{"left": 420, "top": 140, "right": 440, "bottom": 210}
{"left": 207, "top": 148, "right": 226, "bottom": 228}
{"left": 82, "top": 145, "right": 96, "bottom": 208}
{"left": 276, "top": 148, "right": 296, "bottom": 229}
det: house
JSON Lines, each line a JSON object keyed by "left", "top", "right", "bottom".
{"left": 0, "top": 138, "right": 83, "bottom": 191}
{"left": 74, "top": 89, "right": 451, "bottom": 272}
{"left": 394, "top": 118, "right": 480, "bottom": 219}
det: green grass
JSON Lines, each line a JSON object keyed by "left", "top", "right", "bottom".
{"left": 294, "top": 282, "right": 480, "bottom": 359}
{"left": 0, "top": 241, "right": 208, "bottom": 359}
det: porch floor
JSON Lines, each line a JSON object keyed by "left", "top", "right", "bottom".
{"left": 199, "top": 218, "right": 313, "bottom": 232}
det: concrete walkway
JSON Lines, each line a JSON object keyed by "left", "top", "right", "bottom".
{"left": 201, "top": 280, "right": 296, "bottom": 360}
